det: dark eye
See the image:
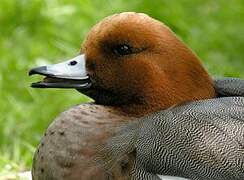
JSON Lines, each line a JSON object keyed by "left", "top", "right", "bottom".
{"left": 113, "top": 44, "right": 133, "bottom": 56}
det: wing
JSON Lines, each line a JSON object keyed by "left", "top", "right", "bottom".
{"left": 98, "top": 97, "right": 244, "bottom": 179}
{"left": 137, "top": 97, "right": 244, "bottom": 180}
{"left": 215, "top": 78, "right": 244, "bottom": 97}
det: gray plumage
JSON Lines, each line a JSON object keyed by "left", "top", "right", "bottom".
{"left": 215, "top": 78, "right": 244, "bottom": 97}
{"left": 97, "top": 78, "right": 244, "bottom": 180}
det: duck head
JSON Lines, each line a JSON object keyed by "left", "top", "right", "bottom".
{"left": 29, "top": 12, "right": 216, "bottom": 116}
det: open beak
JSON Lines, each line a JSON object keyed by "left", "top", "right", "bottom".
{"left": 29, "top": 54, "right": 91, "bottom": 89}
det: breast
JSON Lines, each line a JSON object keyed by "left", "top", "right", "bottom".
{"left": 32, "top": 103, "right": 135, "bottom": 180}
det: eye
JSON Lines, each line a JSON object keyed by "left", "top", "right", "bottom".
{"left": 112, "top": 44, "right": 133, "bottom": 56}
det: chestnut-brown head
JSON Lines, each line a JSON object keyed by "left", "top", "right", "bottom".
{"left": 82, "top": 12, "right": 216, "bottom": 115}
{"left": 30, "top": 12, "right": 216, "bottom": 116}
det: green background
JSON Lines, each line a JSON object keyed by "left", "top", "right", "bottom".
{"left": 0, "top": 0, "right": 243, "bottom": 176}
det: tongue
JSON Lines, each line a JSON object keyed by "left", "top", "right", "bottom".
{"left": 43, "top": 77, "right": 65, "bottom": 83}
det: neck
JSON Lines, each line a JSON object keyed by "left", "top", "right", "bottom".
{"left": 118, "top": 78, "right": 216, "bottom": 117}
{"left": 80, "top": 74, "right": 216, "bottom": 117}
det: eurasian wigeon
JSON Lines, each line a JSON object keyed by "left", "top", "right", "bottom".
{"left": 29, "top": 12, "right": 243, "bottom": 180}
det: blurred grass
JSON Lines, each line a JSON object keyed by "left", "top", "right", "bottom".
{"left": 0, "top": 0, "right": 243, "bottom": 175}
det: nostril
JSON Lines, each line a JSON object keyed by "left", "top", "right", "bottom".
{"left": 69, "top": 61, "right": 77, "bottom": 66}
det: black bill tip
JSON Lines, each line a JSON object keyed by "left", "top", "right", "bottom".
{"left": 29, "top": 66, "right": 48, "bottom": 76}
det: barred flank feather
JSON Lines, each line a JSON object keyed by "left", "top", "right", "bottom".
{"left": 215, "top": 78, "right": 244, "bottom": 97}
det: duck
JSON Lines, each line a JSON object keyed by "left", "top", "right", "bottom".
{"left": 28, "top": 12, "right": 243, "bottom": 180}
